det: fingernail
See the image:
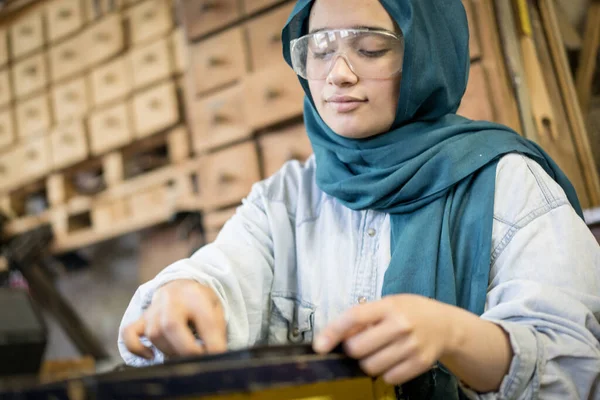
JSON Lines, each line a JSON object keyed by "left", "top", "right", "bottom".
{"left": 313, "top": 336, "right": 330, "bottom": 353}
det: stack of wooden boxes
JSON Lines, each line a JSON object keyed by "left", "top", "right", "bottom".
{"left": 0, "top": 0, "right": 190, "bottom": 252}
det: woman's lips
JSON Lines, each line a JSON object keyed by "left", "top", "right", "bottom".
{"left": 326, "top": 95, "right": 367, "bottom": 113}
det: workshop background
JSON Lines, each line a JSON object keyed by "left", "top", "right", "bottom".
{"left": 0, "top": 0, "right": 598, "bottom": 375}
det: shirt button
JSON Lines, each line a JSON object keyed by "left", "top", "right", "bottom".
{"left": 367, "top": 228, "right": 376, "bottom": 237}
{"left": 357, "top": 296, "right": 367, "bottom": 304}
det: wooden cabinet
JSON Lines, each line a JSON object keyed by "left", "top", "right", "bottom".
{"left": 10, "top": 11, "right": 44, "bottom": 59}
{"left": 51, "top": 76, "right": 89, "bottom": 122}
{"left": 15, "top": 92, "right": 52, "bottom": 139}
{"left": 12, "top": 52, "right": 47, "bottom": 99}
{"left": 46, "top": 0, "right": 85, "bottom": 42}
{"left": 50, "top": 119, "right": 88, "bottom": 169}
{"left": 88, "top": 102, "right": 133, "bottom": 155}
{"left": 128, "top": 0, "right": 173, "bottom": 45}
{"left": 129, "top": 37, "right": 173, "bottom": 89}
{"left": 131, "top": 80, "right": 179, "bottom": 139}
{"left": 89, "top": 56, "right": 132, "bottom": 107}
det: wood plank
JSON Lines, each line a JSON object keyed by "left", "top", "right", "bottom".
{"left": 539, "top": 0, "right": 600, "bottom": 207}
{"left": 575, "top": 1, "right": 600, "bottom": 112}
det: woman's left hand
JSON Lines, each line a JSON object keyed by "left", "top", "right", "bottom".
{"left": 313, "top": 294, "right": 459, "bottom": 385}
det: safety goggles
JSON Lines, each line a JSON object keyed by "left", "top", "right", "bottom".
{"left": 290, "top": 28, "right": 404, "bottom": 80}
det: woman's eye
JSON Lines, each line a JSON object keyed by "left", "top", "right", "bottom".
{"left": 358, "top": 49, "right": 389, "bottom": 58}
{"left": 311, "top": 50, "right": 335, "bottom": 59}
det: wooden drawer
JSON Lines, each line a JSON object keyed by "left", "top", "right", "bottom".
{"left": 92, "top": 198, "right": 130, "bottom": 232}
{"left": 130, "top": 186, "right": 170, "bottom": 220}
{"left": 181, "top": 0, "right": 241, "bottom": 40}
{"left": 191, "top": 84, "right": 251, "bottom": 152}
{"left": 242, "top": 0, "right": 281, "bottom": 14}
{"left": 0, "top": 108, "right": 15, "bottom": 151}
{"left": 457, "top": 62, "right": 493, "bottom": 122}
{"left": 12, "top": 52, "right": 47, "bottom": 99}
{"left": 131, "top": 80, "right": 179, "bottom": 139}
{"left": 10, "top": 11, "right": 44, "bottom": 59}
{"left": 0, "top": 29, "right": 8, "bottom": 67}
{"left": 463, "top": 0, "right": 480, "bottom": 61}
{"left": 243, "top": 62, "right": 304, "bottom": 129}
{"left": 199, "top": 141, "right": 260, "bottom": 210}
{"left": 49, "top": 34, "right": 85, "bottom": 83}
{"left": 0, "top": 151, "right": 18, "bottom": 190}
{"left": 0, "top": 69, "right": 12, "bottom": 108}
{"left": 192, "top": 27, "right": 247, "bottom": 95}
{"left": 129, "top": 37, "right": 172, "bottom": 89}
{"left": 246, "top": 2, "right": 294, "bottom": 70}
{"left": 51, "top": 76, "right": 89, "bottom": 123}
{"left": 128, "top": 0, "right": 173, "bottom": 45}
{"left": 16, "top": 136, "right": 51, "bottom": 182}
{"left": 50, "top": 119, "right": 88, "bottom": 169}
{"left": 88, "top": 102, "right": 133, "bottom": 155}
{"left": 83, "top": 14, "right": 125, "bottom": 68}
{"left": 203, "top": 206, "right": 236, "bottom": 231}
{"left": 90, "top": 56, "right": 132, "bottom": 107}
{"left": 46, "top": 0, "right": 85, "bottom": 42}
{"left": 171, "top": 27, "right": 187, "bottom": 74}
{"left": 258, "top": 124, "right": 312, "bottom": 177}
{"left": 16, "top": 93, "right": 51, "bottom": 139}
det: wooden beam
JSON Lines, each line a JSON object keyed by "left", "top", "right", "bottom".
{"left": 575, "top": 1, "right": 600, "bottom": 112}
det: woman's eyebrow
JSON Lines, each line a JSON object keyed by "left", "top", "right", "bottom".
{"left": 308, "top": 25, "right": 394, "bottom": 34}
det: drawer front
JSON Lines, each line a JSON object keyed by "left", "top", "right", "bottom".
{"left": 46, "top": 0, "right": 85, "bottom": 42}
{"left": 49, "top": 34, "right": 85, "bottom": 83}
{"left": 52, "top": 76, "right": 89, "bottom": 123}
{"left": 246, "top": 2, "right": 294, "bottom": 70}
{"left": 10, "top": 11, "right": 44, "bottom": 59}
{"left": 181, "top": 0, "right": 241, "bottom": 40}
{"left": 130, "top": 186, "right": 170, "bottom": 220}
{"left": 463, "top": 0, "right": 480, "bottom": 60}
{"left": 0, "top": 108, "right": 15, "bottom": 151}
{"left": 457, "top": 62, "right": 493, "bottom": 122}
{"left": 16, "top": 93, "right": 51, "bottom": 139}
{"left": 191, "top": 83, "right": 251, "bottom": 152}
{"left": 90, "top": 56, "right": 132, "bottom": 107}
{"left": 83, "top": 15, "right": 125, "bottom": 68}
{"left": 88, "top": 102, "right": 133, "bottom": 155}
{"left": 129, "top": 37, "right": 172, "bottom": 89}
{"left": 0, "top": 69, "right": 12, "bottom": 108}
{"left": 0, "top": 29, "right": 8, "bottom": 67}
{"left": 17, "top": 136, "right": 51, "bottom": 181}
{"left": 12, "top": 52, "right": 47, "bottom": 99}
{"left": 92, "top": 198, "right": 131, "bottom": 231}
{"left": 192, "top": 27, "right": 247, "bottom": 95}
{"left": 131, "top": 80, "right": 179, "bottom": 139}
{"left": 171, "top": 27, "right": 187, "bottom": 74}
{"left": 50, "top": 119, "right": 88, "bottom": 169}
{"left": 200, "top": 141, "right": 260, "bottom": 210}
{"left": 258, "top": 124, "right": 312, "bottom": 177}
{"left": 128, "top": 0, "right": 173, "bottom": 45}
{"left": 243, "top": 62, "right": 304, "bottom": 129}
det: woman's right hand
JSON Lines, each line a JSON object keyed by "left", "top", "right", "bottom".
{"left": 121, "top": 280, "right": 227, "bottom": 359}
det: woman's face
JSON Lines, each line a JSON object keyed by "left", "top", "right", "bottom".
{"left": 307, "top": 0, "right": 402, "bottom": 139}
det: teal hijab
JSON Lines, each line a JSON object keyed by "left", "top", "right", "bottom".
{"left": 282, "top": 0, "right": 582, "bottom": 318}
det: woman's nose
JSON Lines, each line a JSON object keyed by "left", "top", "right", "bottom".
{"left": 326, "top": 55, "right": 358, "bottom": 86}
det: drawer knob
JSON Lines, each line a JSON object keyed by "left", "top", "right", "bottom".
{"left": 105, "top": 116, "right": 120, "bottom": 128}
{"left": 143, "top": 53, "right": 158, "bottom": 64}
{"left": 148, "top": 98, "right": 162, "bottom": 110}
{"left": 25, "top": 149, "right": 38, "bottom": 160}
{"left": 25, "top": 107, "right": 39, "bottom": 119}
{"left": 218, "top": 172, "right": 236, "bottom": 184}
{"left": 270, "top": 33, "right": 281, "bottom": 44}
{"left": 199, "top": 1, "right": 219, "bottom": 12}
{"left": 211, "top": 114, "right": 228, "bottom": 124}
{"left": 265, "top": 88, "right": 281, "bottom": 100}
{"left": 57, "top": 8, "right": 73, "bottom": 19}
{"left": 61, "top": 49, "right": 76, "bottom": 60}
{"left": 64, "top": 91, "right": 79, "bottom": 102}
{"left": 103, "top": 73, "right": 117, "bottom": 85}
{"left": 207, "top": 56, "right": 225, "bottom": 67}
{"left": 19, "top": 25, "right": 34, "bottom": 36}
{"left": 61, "top": 134, "right": 75, "bottom": 145}
{"left": 95, "top": 31, "right": 111, "bottom": 42}
{"left": 24, "top": 65, "right": 37, "bottom": 76}
{"left": 142, "top": 9, "right": 156, "bottom": 21}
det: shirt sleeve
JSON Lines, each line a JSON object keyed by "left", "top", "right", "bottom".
{"left": 117, "top": 187, "right": 276, "bottom": 366}
{"left": 462, "top": 155, "right": 600, "bottom": 399}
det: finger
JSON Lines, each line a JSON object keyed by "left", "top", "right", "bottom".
{"left": 122, "top": 319, "right": 154, "bottom": 359}
{"left": 382, "top": 357, "right": 434, "bottom": 386}
{"left": 144, "top": 309, "right": 178, "bottom": 358}
{"left": 314, "top": 303, "right": 386, "bottom": 353}
{"left": 159, "top": 309, "right": 206, "bottom": 357}
{"left": 188, "top": 294, "right": 227, "bottom": 353}
{"left": 344, "top": 319, "right": 408, "bottom": 359}
{"left": 359, "top": 338, "right": 415, "bottom": 377}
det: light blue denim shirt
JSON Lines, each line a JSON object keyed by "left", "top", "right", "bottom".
{"left": 119, "top": 153, "right": 600, "bottom": 399}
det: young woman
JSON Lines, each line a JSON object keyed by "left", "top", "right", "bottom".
{"left": 119, "top": 0, "right": 600, "bottom": 398}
